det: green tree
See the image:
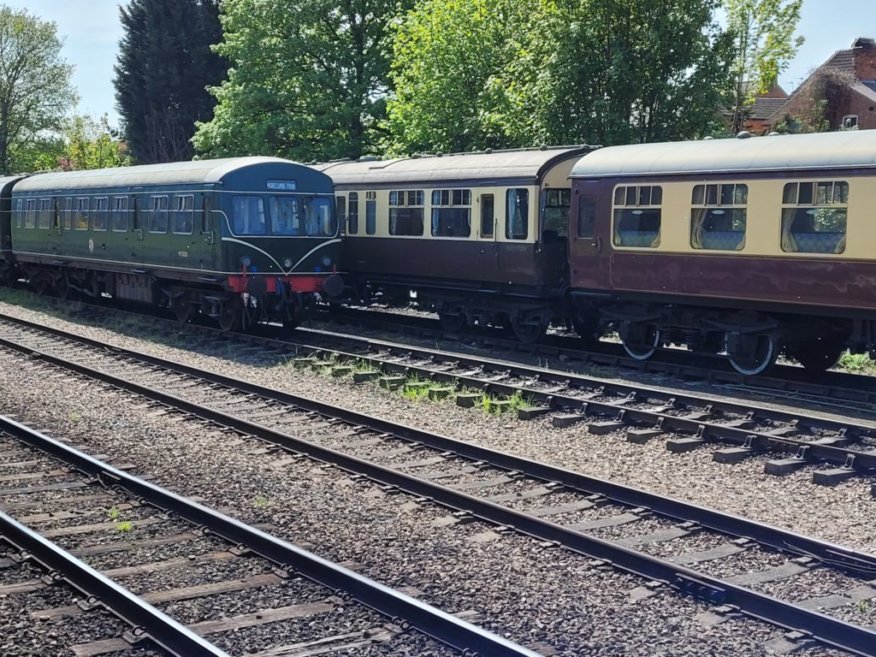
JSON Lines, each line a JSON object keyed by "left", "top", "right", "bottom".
{"left": 386, "top": 0, "right": 734, "bottom": 152}
{"left": 57, "top": 115, "right": 130, "bottom": 171}
{"left": 10, "top": 115, "right": 130, "bottom": 172}
{"left": 193, "top": 0, "right": 407, "bottom": 162}
{"left": 725, "top": 0, "right": 804, "bottom": 134}
{"left": 0, "top": 7, "right": 76, "bottom": 175}
{"left": 385, "top": 0, "right": 537, "bottom": 154}
{"left": 114, "top": 0, "right": 227, "bottom": 163}
{"left": 522, "top": 0, "right": 734, "bottom": 146}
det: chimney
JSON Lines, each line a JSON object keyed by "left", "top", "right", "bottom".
{"left": 853, "top": 37, "right": 876, "bottom": 80}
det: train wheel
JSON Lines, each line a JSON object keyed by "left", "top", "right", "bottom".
{"left": 620, "top": 322, "right": 661, "bottom": 361}
{"left": 217, "top": 297, "right": 242, "bottom": 332}
{"left": 787, "top": 339, "right": 844, "bottom": 373}
{"left": 510, "top": 314, "right": 548, "bottom": 344}
{"left": 725, "top": 332, "right": 777, "bottom": 376}
{"left": 173, "top": 296, "right": 194, "bottom": 324}
{"left": 439, "top": 312, "right": 466, "bottom": 332}
{"left": 55, "top": 277, "right": 74, "bottom": 301}
{"left": 31, "top": 276, "right": 51, "bottom": 296}
{"left": 573, "top": 316, "right": 601, "bottom": 346}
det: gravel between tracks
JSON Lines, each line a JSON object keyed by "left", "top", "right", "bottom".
{"left": 0, "top": 298, "right": 868, "bottom": 656}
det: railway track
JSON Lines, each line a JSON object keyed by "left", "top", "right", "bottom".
{"left": 3, "top": 303, "right": 876, "bottom": 488}
{"left": 1, "top": 314, "right": 876, "bottom": 655}
{"left": 0, "top": 416, "right": 536, "bottom": 657}
{"left": 315, "top": 305, "right": 876, "bottom": 408}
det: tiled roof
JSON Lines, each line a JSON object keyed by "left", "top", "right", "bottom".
{"left": 822, "top": 49, "right": 856, "bottom": 74}
{"left": 749, "top": 97, "right": 788, "bottom": 119}
{"left": 851, "top": 81, "right": 876, "bottom": 103}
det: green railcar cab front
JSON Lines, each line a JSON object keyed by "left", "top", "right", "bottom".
{"left": 214, "top": 183, "right": 343, "bottom": 299}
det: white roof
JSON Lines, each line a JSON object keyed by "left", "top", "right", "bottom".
{"left": 316, "top": 147, "right": 591, "bottom": 186}
{"left": 570, "top": 131, "right": 876, "bottom": 178}
{"left": 14, "top": 157, "right": 292, "bottom": 192}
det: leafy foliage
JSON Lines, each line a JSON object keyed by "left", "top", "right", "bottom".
{"left": 193, "top": 0, "right": 408, "bottom": 162}
{"left": 115, "top": 0, "right": 227, "bottom": 163}
{"left": 13, "top": 115, "right": 129, "bottom": 172}
{"left": 384, "top": 0, "right": 538, "bottom": 154}
{"left": 0, "top": 7, "right": 76, "bottom": 175}
{"left": 386, "top": 0, "right": 735, "bottom": 153}
{"left": 725, "top": 0, "right": 804, "bottom": 134}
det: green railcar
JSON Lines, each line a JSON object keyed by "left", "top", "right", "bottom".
{"left": 9, "top": 157, "right": 343, "bottom": 329}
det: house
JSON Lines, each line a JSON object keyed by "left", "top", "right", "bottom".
{"left": 767, "top": 37, "right": 876, "bottom": 132}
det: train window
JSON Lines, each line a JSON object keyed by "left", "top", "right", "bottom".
{"left": 577, "top": 198, "right": 596, "bottom": 238}
{"left": 542, "top": 189, "right": 570, "bottom": 241}
{"left": 335, "top": 196, "right": 347, "bottom": 235}
{"left": 690, "top": 184, "right": 747, "bottom": 251}
{"left": 389, "top": 189, "right": 424, "bottom": 236}
{"left": 231, "top": 195, "right": 266, "bottom": 235}
{"left": 75, "top": 198, "right": 89, "bottom": 230}
{"left": 781, "top": 181, "right": 848, "bottom": 254}
{"left": 148, "top": 195, "right": 169, "bottom": 233}
{"left": 506, "top": 189, "right": 529, "bottom": 240}
{"left": 172, "top": 195, "right": 194, "bottom": 235}
{"left": 37, "top": 199, "right": 52, "bottom": 230}
{"left": 348, "top": 192, "right": 359, "bottom": 235}
{"left": 480, "top": 194, "right": 494, "bottom": 238}
{"left": 92, "top": 197, "right": 109, "bottom": 231}
{"left": 111, "top": 197, "right": 129, "bottom": 232}
{"left": 612, "top": 185, "right": 662, "bottom": 248}
{"left": 365, "top": 191, "right": 376, "bottom": 235}
{"left": 431, "top": 189, "right": 471, "bottom": 238}
{"left": 24, "top": 199, "right": 37, "bottom": 229}
{"left": 62, "top": 198, "right": 73, "bottom": 230}
{"left": 14, "top": 198, "right": 22, "bottom": 228}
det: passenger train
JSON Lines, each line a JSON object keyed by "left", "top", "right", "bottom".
{"left": 321, "top": 131, "right": 876, "bottom": 376}
{"left": 1, "top": 131, "right": 873, "bottom": 377}
{"left": 0, "top": 157, "right": 344, "bottom": 330}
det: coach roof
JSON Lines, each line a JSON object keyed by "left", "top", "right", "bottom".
{"left": 570, "top": 130, "right": 876, "bottom": 179}
{"left": 14, "top": 157, "right": 301, "bottom": 192}
{"left": 316, "top": 146, "right": 592, "bottom": 187}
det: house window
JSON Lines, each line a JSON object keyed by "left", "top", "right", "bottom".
{"left": 690, "top": 183, "right": 747, "bottom": 251}
{"left": 75, "top": 198, "right": 90, "bottom": 230}
{"left": 543, "top": 188, "right": 570, "bottom": 240}
{"left": 172, "top": 194, "right": 194, "bottom": 234}
{"left": 842, "top": 115, "right": 859, "bottom": 130}
{"left": 781, "top": 181, "right": 848, "bottom": 254}
{"left": 112, "top": 197, "right": 129, "bottom": 232}
{"left": 92, "top": 197, "right": 109, "bottom": 231}
{"left": 37, "top": 198, "right": 53, "bottom": 229}
{"left": 388, "top": 189, "right": 424, "bottom": 236}
{"left": 148, "top": 195, "right": 169, "bottom": 233}
{"left": 612, "top": 185, "right": 663, "bottom": 248}
{"left": 505, "top": 188, "right": 529, "bottom": 240}
{"left": 348, "top": 192, "right": 359, "bottom": 235}
{"left": 431, "top": 189, "right": 471, "bottom": 237}
{"left": 480, "top": 194, "right": 494, "bottom": 238}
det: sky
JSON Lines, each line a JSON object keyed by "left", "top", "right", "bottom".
{"left": 4, "top": 0, "right": 875, "bottom": 129}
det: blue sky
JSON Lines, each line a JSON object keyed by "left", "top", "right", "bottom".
{"left": 4, "top": 0, "right": 875, "bottom": 129}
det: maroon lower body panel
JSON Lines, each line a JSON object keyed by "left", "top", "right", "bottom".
{"left": 571, "top": 251, "right": 876, "bottom": 316}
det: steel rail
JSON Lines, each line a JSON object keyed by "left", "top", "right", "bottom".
{"left": 1, "top": 329, "right": 876, "bottom": 654}
{"left": 311, "top": 306, "right": 876, "bottom": 404}
{"left": 0, "top": 416, "right": 541, "bottom": 657}
{"left": 0, "top": 508, "right": 230, "bottom": 657}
